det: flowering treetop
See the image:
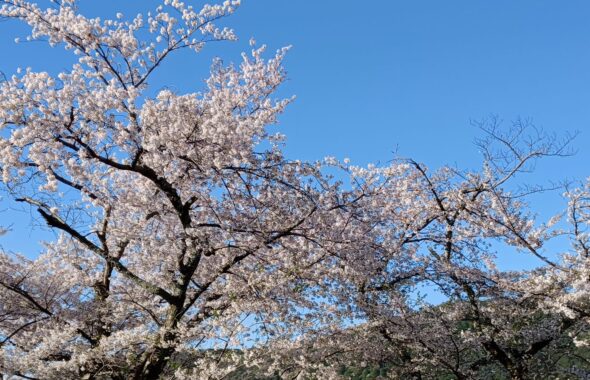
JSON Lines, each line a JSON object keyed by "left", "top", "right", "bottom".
{"left": 0, "top": 1, "right": 588, "bottom": 379}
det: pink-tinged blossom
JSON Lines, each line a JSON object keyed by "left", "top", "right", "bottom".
{"left": 0, "top": 1, "right": 587, "bottom": 379}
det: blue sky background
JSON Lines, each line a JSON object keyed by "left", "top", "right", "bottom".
{"left": 1, "top": 0, "right": 590, "bottom": 271}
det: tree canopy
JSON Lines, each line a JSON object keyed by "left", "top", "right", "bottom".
{"left": 0, "top": 1, "right": 588, "bottom": 379}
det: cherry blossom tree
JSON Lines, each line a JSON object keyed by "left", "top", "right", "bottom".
{"left": 263, "top": 122, "right": 589, "bottom": 380}
{"left": 0, "top": 1, "right": 588, "bottom": 380}
{"left": 226, "top": 121, "right": 587, "bottom": 380}
{"left": 0, "top": 1, "right": 360, "bottom": 378}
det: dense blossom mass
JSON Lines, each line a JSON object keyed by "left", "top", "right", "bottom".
{"left": 0, "top": 1, "right": 588, "bottom": 379}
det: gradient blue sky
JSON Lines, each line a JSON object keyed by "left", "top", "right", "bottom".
{"left": 1, "top": 1, "right": 589, "bottom": 270}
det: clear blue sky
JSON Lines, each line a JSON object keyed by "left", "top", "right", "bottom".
{"left": 1, "top": 1, "right": 589, "bottom": 270}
